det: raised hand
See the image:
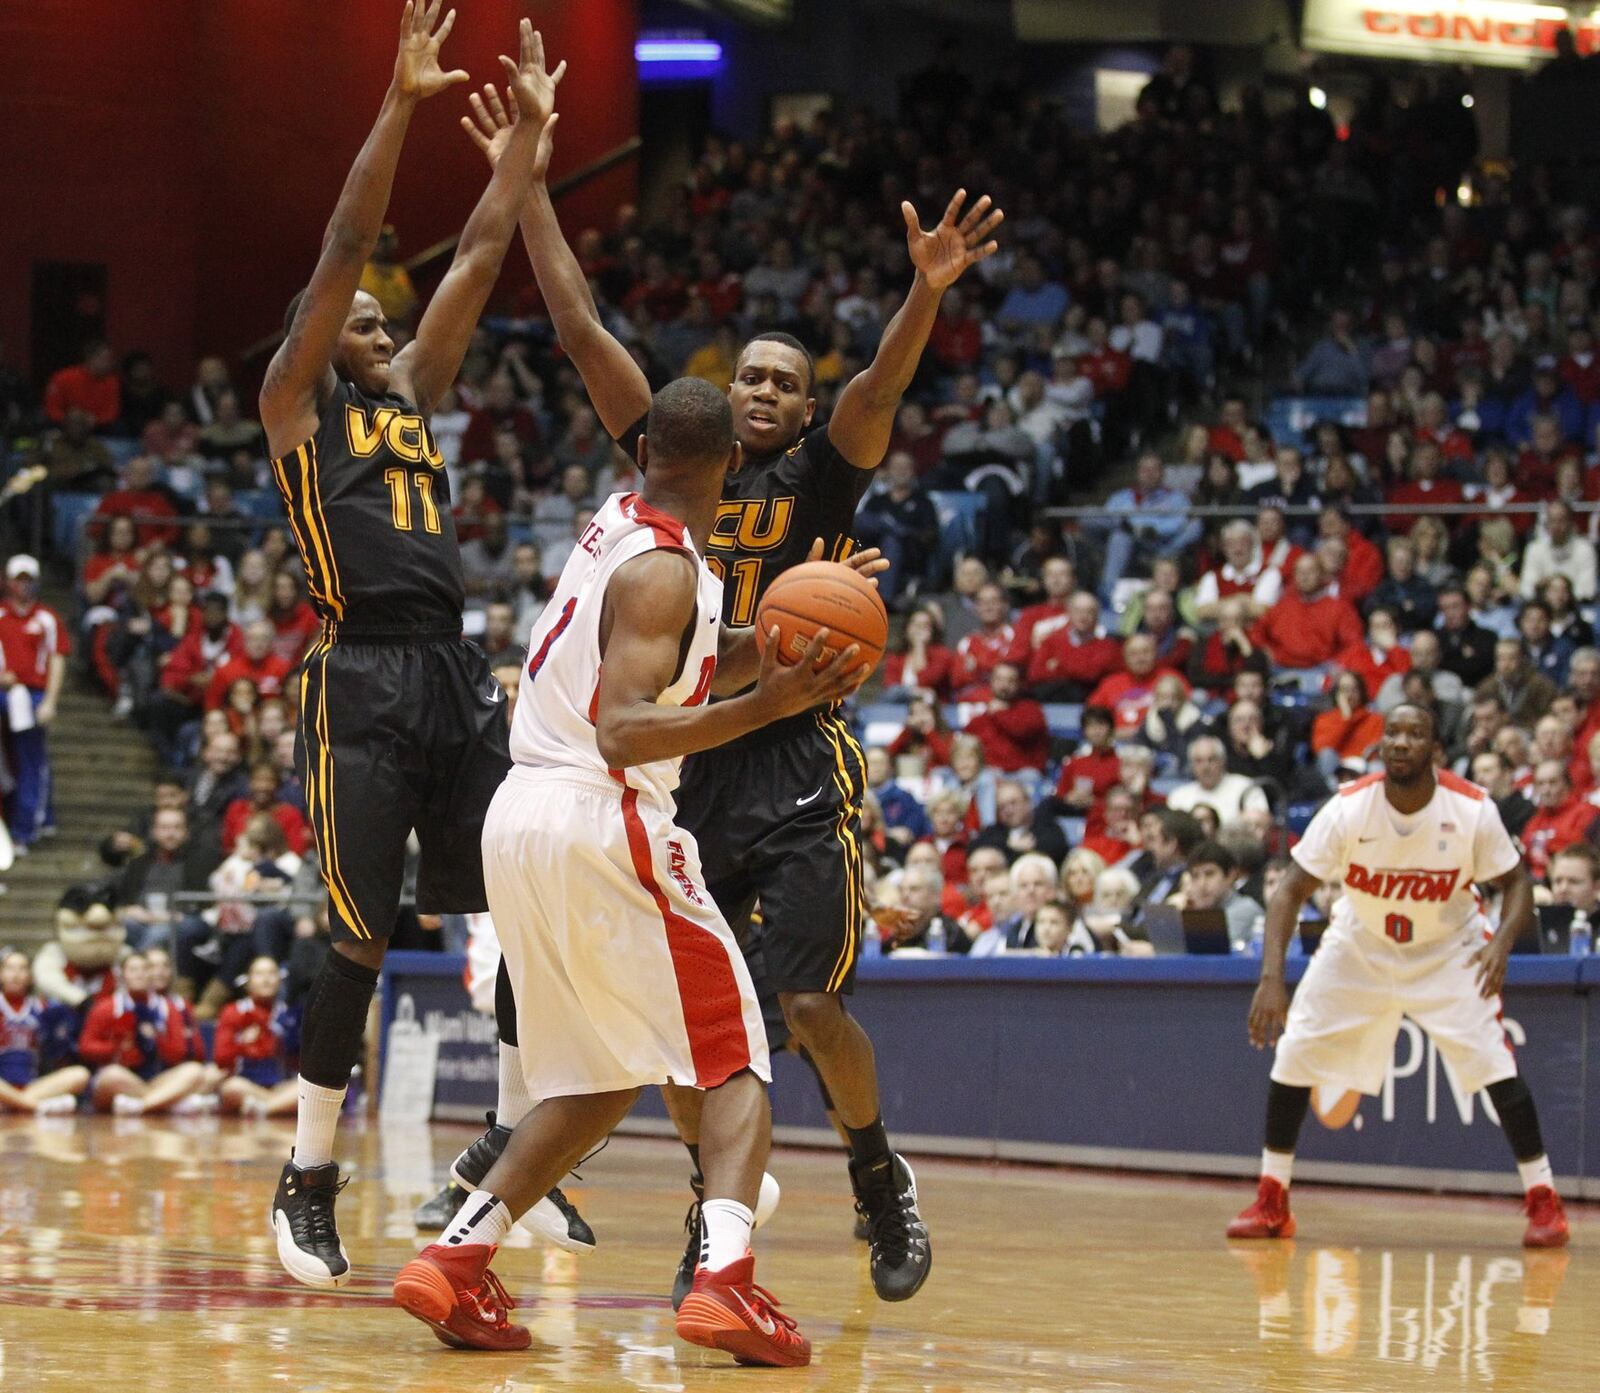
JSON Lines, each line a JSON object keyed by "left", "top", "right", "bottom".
{"left": 462, "top": 81, "right": 560, "bottom": 181}
{"left": 393, "top": 0, "right": 469, "bottom": 100}
{"left": 501, "top": 19, "right": 566, "bottom": 129}
{"left": 804, "top": 537, "right": 890, "bottom": 585}
{"left": 902, "top": 189, "right": 1005, "bottom": 292}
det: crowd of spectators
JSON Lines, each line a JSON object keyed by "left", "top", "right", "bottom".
{"left": 4, "top": 40, "right": 1600, "bottom": 1109}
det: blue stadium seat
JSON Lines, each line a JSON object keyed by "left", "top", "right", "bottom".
{"left": 1286, "top": 802, "right": 1321, "bottom": 835}
{"left": 1262, "top": 395, "right": 1367, "bottom": 451}
{"left": 1043, "top": 703, "right": 1082, "bottom": 741}
{"left": 1057, "top": 816, "right": 1087, "bottom": 845}
{"left": 235, "top": 489, "right": 289, "bottom": 523}
{"left": 52, "top": 492, "right": 100, "bottom": 559}
{"left": 857, "top": 701, "right": 910, "bottom": 749}
{"left": 928, "top": 490, "right": 984, "bottom": 573}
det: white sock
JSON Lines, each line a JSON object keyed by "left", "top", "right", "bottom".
{"left": 497, "top": 1042, "right": 535, "bottom": 1129}
{"left": 1517, "top": 1155, "right": 1554, "bottom": 1194}
{"left": 444, "top": 1192, "right": 513, "bottom": 1248}
{"left": 293, "top": 1078, "right": 347, "bottom": 1169}
{"left": 1261, "top": 1149, "right": 1294, "bottom": 1188}
{"left": 700, "top": 1197, "right": 754, "bottom": 1271}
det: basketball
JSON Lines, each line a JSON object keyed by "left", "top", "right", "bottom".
{"left": 754, "top": 561, "right": 888, "bottom": 675}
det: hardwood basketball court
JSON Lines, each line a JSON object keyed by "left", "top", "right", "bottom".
{"left": 0, "top": 1118, "right": 1592, "bottom": 1390}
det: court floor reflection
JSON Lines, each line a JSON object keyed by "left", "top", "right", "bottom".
{"left": 0, "top": 1117, "right": 1592, "bottom": 1391}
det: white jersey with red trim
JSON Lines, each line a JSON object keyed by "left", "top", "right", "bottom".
{"left": 1291, "top": 770, "right": 1522, "bottom": 947}
{"left": 510, "top": 492, "right": 722, "bottom": 808}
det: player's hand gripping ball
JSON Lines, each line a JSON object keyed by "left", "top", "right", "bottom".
{"left": 754, "top": 561, "right": 888, "bottom": 677}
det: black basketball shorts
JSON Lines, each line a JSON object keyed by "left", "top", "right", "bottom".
{"left": 296, "top": 629, "right": 511, "bottom": 943}
{"left": 676, "top": 708, "right": 868, "bottom": 1006}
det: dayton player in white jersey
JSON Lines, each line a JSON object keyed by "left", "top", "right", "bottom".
{"left": 1230, "top": 704, "right": 1570, "bottom": 1249}
{"left": 393, "top": 378, "right": 867, "bottom": 1364}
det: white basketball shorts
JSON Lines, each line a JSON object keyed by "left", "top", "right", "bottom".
{"left": 482, "top": 765, "right": 771, "bottom": 1099}
{"left": 1271, "top": 919, "right": 1518, "bottom": 1097}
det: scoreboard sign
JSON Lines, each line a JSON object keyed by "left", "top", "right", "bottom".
{"left": 1304, "top": 0, "right": 1600, "bottom": 68}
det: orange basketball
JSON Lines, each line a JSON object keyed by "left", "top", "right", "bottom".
{"left": 754, "top": 561, "right": 888, "bottom": 675}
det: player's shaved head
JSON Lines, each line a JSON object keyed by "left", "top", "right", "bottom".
{"left": 645, "top": 377, "right": 737, "bottom": 470}
{"left": 1387, "top": 701, "right": 1438, "bottom": 740}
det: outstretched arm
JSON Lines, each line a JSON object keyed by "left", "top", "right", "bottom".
{"left": 394, "top": 21, "right": 566, "bottom": 416}
{"left": 595, "top": 551, "right": 867, "bottom": 768}
{"left": 463, "top": 86, "right": 651, "bottom": 437}
{"left": 259, "top": 1, "right": 467, "bottom": 456}
{"left": 828, "top": 189, "right": 1004, "bottom": 469}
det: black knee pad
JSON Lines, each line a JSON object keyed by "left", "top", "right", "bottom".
{"left": 297, "top": 950, "right": 380, "bottom": 1090}
{"left": 1485, "top": 1076, "right": 1545, "bottom": 1161}
{"left": 495, "top": 956, "right": 518, "bottom": 1048}
{"left": 1264, "top": 1081, "right": 1311, "bottom": 1153}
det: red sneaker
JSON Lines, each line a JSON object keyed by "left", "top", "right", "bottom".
{"left": 1226, "top": 1177, "right": 1297, "bottom": 1239}
{"left": 393, "top": 1242, "right": 530, "bottom": 1350}
{"left": 676, "top": 1254, "right": 811, "bottom": 1367}
{"left": 1521, "top": 1186, "right": 1570, "bottom": 1249}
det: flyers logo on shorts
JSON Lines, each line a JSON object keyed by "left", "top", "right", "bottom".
{"left": 344, "top": 405, "right": 445, "bottom": 468}
{"left": 1344, "top": 864, "right": 1460, "bottom": 902}
{"left": 667, "top": 841, "right": 704, "bottom": 905}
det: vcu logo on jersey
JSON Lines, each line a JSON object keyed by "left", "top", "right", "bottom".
{"left": 709, "top": 496, "right": 794, "bottom": 552}
{"left": 345, "top": 405, "right": 445, "bottom": 469}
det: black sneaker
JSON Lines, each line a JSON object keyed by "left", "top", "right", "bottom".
{"left": 271, "top": 1157, "right": 350, "bottom": 1289}
{"left": 449, "top": 1111, "right": 511, "bottom": 1190}
{"left": 414, "top": 1181, "right": 465, "bottom": 1232}
{"left": 850, "top": 1152, "right": 931, "bottom": 1302}
{"left": 524, "top": 1186, "right": 597, "bottom": 1253}
{"left": 452, "top": 1110, "right": 597, "bottom": 1252}
{"left": 671, "top": 1198, "right": 704, "bottom": 1311}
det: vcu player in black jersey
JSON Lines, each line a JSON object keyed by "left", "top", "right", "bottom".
{"left": 464, "top": 92, "right": 1001, "bottom": 1301}
{"left": 256, "top": 4, "right": 567, "bottom": 1290}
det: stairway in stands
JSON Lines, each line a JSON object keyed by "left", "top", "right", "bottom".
{"left": 1, "top": 608, "right": 160, "bottom": 953}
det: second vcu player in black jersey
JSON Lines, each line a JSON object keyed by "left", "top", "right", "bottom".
{"left": 257, "top": 5, "right": 574, "bottom": 1291}
{"left": 465, "top": 92, "right": 1003, "bottom": 1304}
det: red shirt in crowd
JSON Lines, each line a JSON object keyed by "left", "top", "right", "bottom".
{"left": 214, "top": 997, "right": 296, "bottom": 1076}
{"left": 1054, "top": 747, "right": 1122, "bottom": 802}
{"left": 44, "top": 363, "right": 121, "bottom": 427}
{"left": 269, "top": 602, "right": 322, "bottom": 665}
{"left": 953, "top": 625, "right": 1016, "bottom": 697}
{"left": 1521, "top": 797, "right": 1600, "bottom": 881}
{"left": 1026, "top": 628, "right": 1122, "bottom": 692}
{"left": 1384, "top": 477, "right": 1464, "bottom": 534}
{"left": 964, "top": 699, "right": 1050, "bottom": 773}
{"left": 1561, "top": 351, "right": 1600, "bottom": 404}
{"left": 1337, "top": 531, "right": 1384, "bottom": 605}
{"left": 929, "top": 312, "right": 982, "bottom": 371}
{"left": 0, "top": 600, "right": 70, "bottom": 689}
{"left": 881, "top": 646, "right": 957, "bottom": 698}
{"left": 1086, "top": 667, "right": 1187, "bottom": 736}
{"left": 1331, "top": 641, "right": 1411, "bottom": 698}
{"left": 1252, "top": 588, "right": 1363, "bottom": 670}
{"left": 886, "top": 726, "right": 954, "bottom": 769}
{"left": 162, "top": 623, "right": 244, "bottom": 704}
{"left": 78, "top": 990, "right": 195, "bottom": 1073}
{"left": 221, "top": 798, "right": 310, "bottom": 856}
{"left": 1077, "top": 345, "right": 1132, "bottom": 396}
{"left": 93, "top": 488, "right": 180, "bottom": 548}
{"left": 1006, "top": 600, "right": 1071, "bottom": 666}
{"left": 205, "top": 652, "right": 293, "bottom": 710}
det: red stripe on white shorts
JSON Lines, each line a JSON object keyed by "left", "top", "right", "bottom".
{"left": 617, "top": 785, "right": 752, "bottom": 1087}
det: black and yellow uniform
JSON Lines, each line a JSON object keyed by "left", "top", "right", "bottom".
{"left": 617, "top": 417, "right": 874, "bottom": 1015}
{"left": 271, "top": 378, "right": 510, "bottom": 941}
